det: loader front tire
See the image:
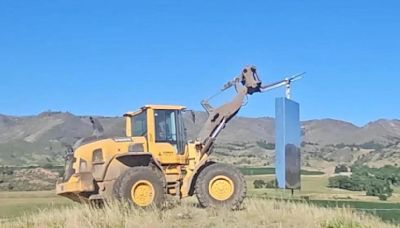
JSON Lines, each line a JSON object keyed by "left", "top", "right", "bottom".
{"left": 115, "top": 166, "right": 165, "bottom": 208}
{"left": 195, "top": 163, "right": 246, "bottom": 210}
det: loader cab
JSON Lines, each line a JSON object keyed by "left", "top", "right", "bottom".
{"left": 124, "top": 105, "right": 188, "bottom": 163}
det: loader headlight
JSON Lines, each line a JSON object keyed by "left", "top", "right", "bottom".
{"left": 79, "top": 159, "right": 87, "bottom": 172}
{"left": 92, "top": 149, "right": 105, "bottom": 179}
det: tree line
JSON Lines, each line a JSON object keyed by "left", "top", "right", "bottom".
{"left": 328, "top": 165, "right": 400, "bottom": 200}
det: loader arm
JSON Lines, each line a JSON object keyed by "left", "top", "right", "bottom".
{"left": 197, "top": 66, "right": 304, "bottom": 156}
{"left": 197, "top": 65, "right": 263, "bottom": 155}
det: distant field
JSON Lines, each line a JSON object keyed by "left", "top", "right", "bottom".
{"left": 245, "top": 175, "right": 400, "bottom": 224}
{"left": 246, "top": 175, "right": 400, "bottom": 202}
{"left": 0, "top": 191, "right": 72, "bottom": 218}
{"left": 239, "top": 167, "right": 325, "bottom": 176}
{"left": 307, "top": 199, "right": 400, "bottom": 224}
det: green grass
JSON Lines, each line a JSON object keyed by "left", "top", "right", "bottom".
{"left": 245, "top": 175, "right": 400, "bottom": 201}
{"left": 0, "top": 191, "right": 73, "bottom": 218}
{"left": 306, "top": 199, "right": 400, "bottom": 224}
{"left": 239, "top": 167, "right": 325, "bottom": 176}
{"left": 246, "top": 175, "right": 363, "bottom": 204}
{"left": 266, "top": 198, "right": 400, "bottom": 225}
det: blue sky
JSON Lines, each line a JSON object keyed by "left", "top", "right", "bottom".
{"left": 0, "top": 1, "right": 399, "bottom": 126}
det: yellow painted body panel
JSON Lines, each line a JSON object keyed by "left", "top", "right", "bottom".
{"left": 125, "top": 116, "right": 132, "bottom": 137}
{"left": 73, "top": 138, "right": 145, "bottom": 180}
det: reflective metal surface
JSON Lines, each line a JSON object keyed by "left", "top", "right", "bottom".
{"left": 275, "top": 98, "right": 301, "bottom": 189}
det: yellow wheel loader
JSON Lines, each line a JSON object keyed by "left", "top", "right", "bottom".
{"left": 56, "top": 65, "right": 293, "bottom": 209}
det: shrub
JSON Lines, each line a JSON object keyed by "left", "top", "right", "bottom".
{"left": 253, "top": 180, "right": 266, "bottom": 189}
{"left": 6, "top": 170, "right": 13, "bottom": 175}
{"left": 264, "top": 179, "right": 276, "bottom": 189}
{"left": 334, "top": 164, "right": 350, "bottom": 174}
{"left": 334, "top": 143, "right": 346, "bottom": 149}
{"left": 8, "top": 184, "right": 14, "bottom": 190}
{"left": 359, "top": 141, "right": 385, "bottom": 150}
{"left": 256, "top": 141, "right": 275, "bottom": 150}
{"left": 378, "top": 195, "right": 388, "bottom": 201}
{"left": 328, "top": 176, "right": 355, "bottom": 190}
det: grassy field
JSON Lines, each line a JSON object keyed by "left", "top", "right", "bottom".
{"left": 1, "top": 198, "right": 397, "bottom": 228}
{"left": 0, "top": 175, "right": 399, "bottom": 227}
{"left": 0, "top": 191, "right": 72, "bottom": 218}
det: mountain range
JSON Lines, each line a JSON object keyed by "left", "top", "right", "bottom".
{"left": 0, "top": 111, "right": 399, "bottom": 170}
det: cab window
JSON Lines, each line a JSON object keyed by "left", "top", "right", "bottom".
{"left": 132, "top": 111, "right": 147, "bottom": 136}
{"left": 154, "top": 110, "right": 177, "bottom": 143}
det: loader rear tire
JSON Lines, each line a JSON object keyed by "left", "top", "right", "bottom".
{"left": 112, "top": 176, "right": 123, "bottom": 200}
{"left": 115, "top": 166, "right": 165, "bottom": 208}
{"left": 195, "top": 163, "right": 246, "bottom": 210}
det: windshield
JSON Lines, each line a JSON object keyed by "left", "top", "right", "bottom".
{"left": 154, "top": 110, "right": 187, "bottom": 154}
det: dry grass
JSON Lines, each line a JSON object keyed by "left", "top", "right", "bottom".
{"left": 1, "top": 198, "right": 397, "bottom": 228}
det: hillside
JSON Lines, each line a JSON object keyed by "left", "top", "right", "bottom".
{"left": 0, "top": 111, "right": 399, "bottom": 169}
